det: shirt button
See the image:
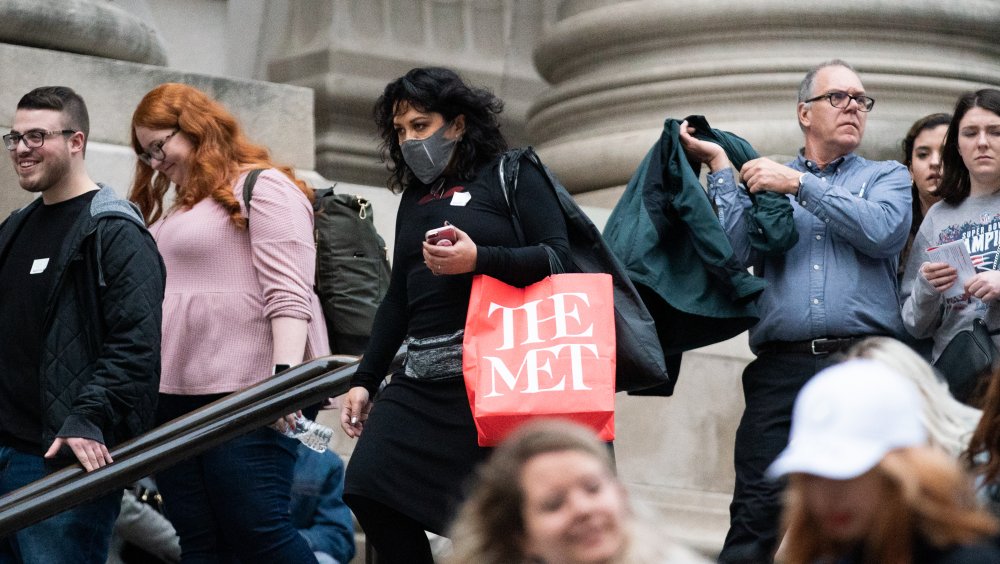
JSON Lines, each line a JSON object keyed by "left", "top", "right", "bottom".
{"left": 824, "top": 218, "right": 830, "bottom": 223}
{"left": 813, "top": 264, "right": 820, "bottom": 270}
{"left": 815, "top": 235, "right": 822, "bottom": 240}
{"left": 801, "top": 200, "right": 807, "bottom": 206}
{"left": 717, "top": 178, "right": 725, "bottom": 185}
{"left": 812, "top": 298, "right": 820, "bottom": 305}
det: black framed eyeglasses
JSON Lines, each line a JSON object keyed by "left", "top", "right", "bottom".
{"left": 137, "top": 128, "right": 180, "bottom": 165}
{"left": 3, "top": 129, "right": 77, "bottom": 151}
{"left": 804, "top": 91, "right": 875, "bottom": 112}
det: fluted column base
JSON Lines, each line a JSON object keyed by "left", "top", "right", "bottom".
{"left": 529, "top": 0, "right": 1000, "bottom": 194}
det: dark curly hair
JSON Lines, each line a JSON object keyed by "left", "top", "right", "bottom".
{"left": 373, "top": 67, "right": 507, "bottom": 192}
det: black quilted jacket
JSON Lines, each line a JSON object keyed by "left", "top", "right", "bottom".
{"left": 0, "top": 185, "right": 165, "bottom": 450}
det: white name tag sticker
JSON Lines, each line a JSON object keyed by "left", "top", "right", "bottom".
{"left": 451, "top": 191, "right": 471, "bottom": 206}
{"left": 30, "top": 258, "right": 50, "bottom": 274}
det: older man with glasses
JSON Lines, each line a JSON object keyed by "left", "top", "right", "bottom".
{"left": 0, "top": 86, "right": 165, "bottom": 564}
{"left": 680, "top": 60, "right": 912, "bottom": 563}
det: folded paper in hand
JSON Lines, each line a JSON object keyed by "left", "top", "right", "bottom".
{"left": 927, "top": 240, "right": 976, "bottom": 303}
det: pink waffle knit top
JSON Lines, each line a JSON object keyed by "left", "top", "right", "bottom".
{"left": 151, "top": 169, "right": 330, "bottom": 394}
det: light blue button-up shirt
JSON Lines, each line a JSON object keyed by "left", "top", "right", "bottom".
{"left": 709, "top": 152, "right": 912, "bottom": 351}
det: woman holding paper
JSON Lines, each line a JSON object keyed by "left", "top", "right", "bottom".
{"left": 901, "top": 90, "right": 1000, "bottom": 380}
{"left": 337, "top": 67, "right": 571, "bottom": 563}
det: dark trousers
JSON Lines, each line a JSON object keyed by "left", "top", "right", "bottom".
{"left": 156, "top": 394, "right": 317, "bottom": 564}
{"left": 344, "top": 495, "right": 434, "bottom": 564}
{"left": 0, "top": 446, "right": 121, "bottom": 564}
{"left": 718, "top": 352, "right": 838, "bottom": 564}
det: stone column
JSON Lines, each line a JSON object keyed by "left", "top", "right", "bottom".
{"left": 525, "top": 0, "right": 1000, "bottom": 554}
{"left": 262, "top": 0, "right": 558, "bottom": 187}
{"left": 530, "top": 0, "right": 1000, "bottom": 205}
{"left": 0, "top": 1, "right": 317, "bottom": 221}
{"left": 0, "top": 0, "right": 169, "bottom": 215}
{"left": 0, "top": 0, "right": 166, "bottom": 65}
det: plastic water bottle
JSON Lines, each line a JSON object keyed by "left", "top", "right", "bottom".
{"left": 283, "top": 414, "right": 334, "bottom": 453}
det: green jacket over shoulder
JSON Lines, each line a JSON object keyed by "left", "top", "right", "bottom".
{"left": 604, "top": 115, "right": 798, "bottom": 357}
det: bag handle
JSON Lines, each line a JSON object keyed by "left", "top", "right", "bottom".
{"left": 975, "top": 317, "right": 1000, "bottom": 336}
{"left": 497, "top": 149, "right": 565, "bottom": 275}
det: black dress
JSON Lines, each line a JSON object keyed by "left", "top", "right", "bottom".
{"left": 343, "top": 156, "right": 570, "bottom": 533}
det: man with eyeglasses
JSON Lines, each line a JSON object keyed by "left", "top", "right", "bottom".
{"left": 0, "top": 86, "right": 165, "bottom": 564}
{"left": 681, "top": 60, "right": 912, "bottom": 562}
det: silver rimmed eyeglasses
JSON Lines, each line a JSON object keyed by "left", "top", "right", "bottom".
{"left": 3, "top": 129, "right": 77, "bottom": 151}
{"left": 804, "top": 91, "right": 875, "bottom": 112}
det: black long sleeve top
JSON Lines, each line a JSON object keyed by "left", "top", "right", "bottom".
{"left": 351, "top": 157, "right": 570, "bottom": 395}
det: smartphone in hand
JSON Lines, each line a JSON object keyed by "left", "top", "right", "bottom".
{"left": 425, "top": 225, "right": 457, "bottom": 246}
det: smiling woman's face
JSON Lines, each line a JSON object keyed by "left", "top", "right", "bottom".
{"left": 134, "top": 125, "right": 194, "bottom": 186}
{"left": 519, "top": 449, "right": 627, "bottom": 564}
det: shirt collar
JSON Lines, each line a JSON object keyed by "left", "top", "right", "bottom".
{"left": 795, "top": 150, "right": 857, "bottom": 174}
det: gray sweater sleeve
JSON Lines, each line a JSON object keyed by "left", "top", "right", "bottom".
{"left": 900, "top": 228, "right": 944, "bottom": 340}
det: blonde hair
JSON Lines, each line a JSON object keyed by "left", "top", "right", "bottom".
{"left": 845, "top": 337, "right": 981, "bottom": 458}
{"left": 447, "top": 419, "right": 705, "bottom": 564}
{"left": 782, "top": 446, "right": 997, "bottom": 564}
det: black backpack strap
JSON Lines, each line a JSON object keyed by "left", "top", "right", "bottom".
{"left": 498, "top": 147, "right": 565, "bottom": 275}
{"left": 241, "top": 169, "right": 266, "bottom": 224}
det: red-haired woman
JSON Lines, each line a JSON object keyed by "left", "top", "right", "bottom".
{"left": 129, "top": 83, "right": 329, "bottom": 562}
{"left": 782, "top": 446, "right": 998, "bottom": 564}
{"left": 773, "top": 361, "right": 999, "bottom": 563}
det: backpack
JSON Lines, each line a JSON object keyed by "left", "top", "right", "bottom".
{"left": 242, "top": 169, "right": 391, "bottom": 356}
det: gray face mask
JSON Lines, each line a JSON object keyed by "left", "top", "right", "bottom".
{"left": 400, "top": 121, "right": 459, "bottom": 185}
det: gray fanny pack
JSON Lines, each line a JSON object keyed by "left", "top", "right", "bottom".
{"left": 403, "top": 329, "right": 465, "bottom": 381}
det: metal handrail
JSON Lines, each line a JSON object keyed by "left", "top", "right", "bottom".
{"left": 0, "top": 354, "right": 369, "bottom": 536}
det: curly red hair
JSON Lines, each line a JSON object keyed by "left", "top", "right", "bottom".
{"left": 128, "top": 82, "right": 311, "bottom": 227}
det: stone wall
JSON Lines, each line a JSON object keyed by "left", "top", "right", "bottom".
{"left": 0, "top": 42, "right": 314, "bottom": 215}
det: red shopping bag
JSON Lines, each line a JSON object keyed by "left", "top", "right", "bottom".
{"left": 463, "top": 273, "right": 616, "bottom": 446}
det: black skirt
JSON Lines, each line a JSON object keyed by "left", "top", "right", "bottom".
{"left": 343, "top": 373, "right": 490, "bottom": 534}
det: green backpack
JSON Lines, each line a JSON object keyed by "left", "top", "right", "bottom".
{"left": 243, "top": 170, "right": 391, "bottom": 356}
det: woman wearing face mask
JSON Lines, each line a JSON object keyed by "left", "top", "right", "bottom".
{"left": 448, "top": 419, "right": 708, "bottom": 564}
{"left": 129, "top": 83, "right": 329, "bottom": 562}
{"left": 772, "top": 360, "right": 999, "bottom": 564}
{"left": 338, "top": 67, "right": 571, "bottom": 563}
{"left": 901, "top": 90, "right": 1000, "bottom": 402}
{"left": 899, "top": 113, "right": 950, "bottom": 278}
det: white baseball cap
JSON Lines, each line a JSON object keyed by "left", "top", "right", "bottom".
{"left": 768, "top": 359, "right": 927, "bottom": 480}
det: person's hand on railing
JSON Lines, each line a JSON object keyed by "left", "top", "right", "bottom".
{"left": 44, "top": 437, "right": 113, "bottom": 472}
{"left": 340, "top": 386, "right": 372, "bottom": 438}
